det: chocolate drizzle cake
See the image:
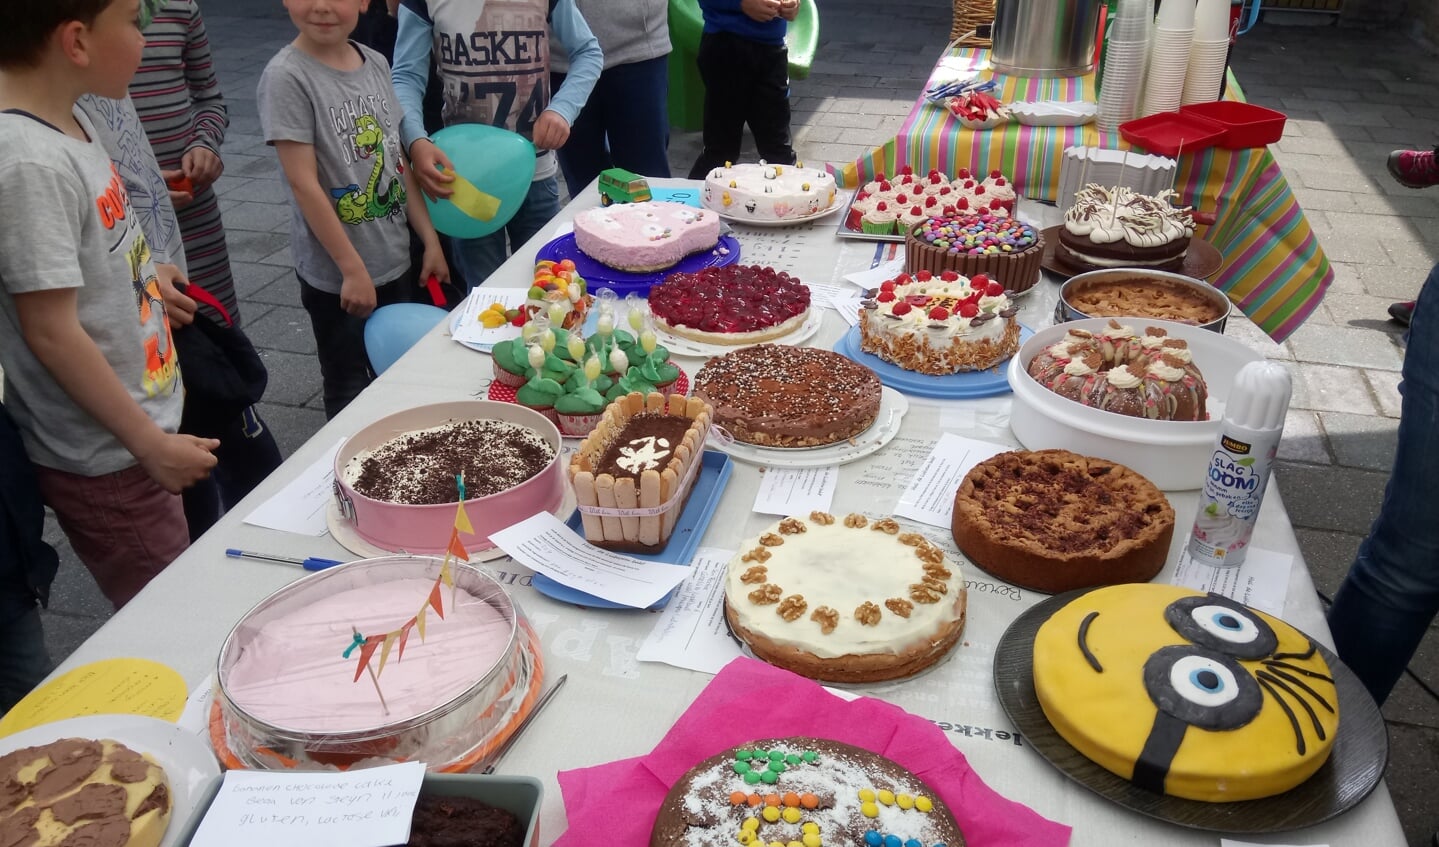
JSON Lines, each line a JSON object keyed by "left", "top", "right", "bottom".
{"left": 407, "top": 794, "right": 523, "bottom": 847}
{"left": 650, "top": 737, "right": 965, "bottom": 847}
{"left": 693, "top": 346, "right": 881, "bottom": 448}
{"left": 951, "top": 449, "right": 1175, "bottom": 594}
{"left": 344, "top": 420, "right": 555, "bottom": 505}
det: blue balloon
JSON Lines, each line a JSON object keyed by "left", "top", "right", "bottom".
{"left": 423, "top": 124, "right": 537, "bottom": 239}
{"left": 364, "top": 303, "right": 449, "bottom": 374}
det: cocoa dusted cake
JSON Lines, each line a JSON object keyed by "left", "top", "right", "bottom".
{"left": 951, "top": 449, "right": 1175, "bottom": 594}
{"left": 648, "top": 265, "right": 811, "bottom": 346}
{"left": 343, "top": 419, "right": 556, "bottom": 505}
{"left": 693, "top": 346, "right": 881, "bottom": 448}
{"left": 407, "top": 794, "right": 523, "bottom": 847}
{"left": 0, "top": 738, "right": 172, "bottom": 847}
{"left": 650, "top": 737, "right": 966, "bottom": 847}
{"left": 724, "top": 513, "right": 966, "bottom": 683}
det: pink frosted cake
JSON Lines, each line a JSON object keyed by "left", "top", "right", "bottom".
{"left": 573, "top": 200, "right": 722, "bottom": 272}
{"left": 224, "top": 578, "right": 514, "bottom": 733}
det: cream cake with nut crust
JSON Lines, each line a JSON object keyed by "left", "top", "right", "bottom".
{"left": 724, "top": 513, "right": 967, "bottom": 683}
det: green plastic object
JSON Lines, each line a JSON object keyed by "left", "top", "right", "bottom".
{"left": 666, "top": 0, "right": 820, "bottom": 132}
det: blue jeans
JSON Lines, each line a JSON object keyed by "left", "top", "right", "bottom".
{"left": 0, "top": 604, "right": 51, "bottom": 713}
{"left": 451, "top": 176, "right": 561, "bottom": 291}
{"left": 552, "top": 55, "right": 672, "bottom": 198}
{"left": 1327, "top": 262, "right": 1439, "bottom": 705}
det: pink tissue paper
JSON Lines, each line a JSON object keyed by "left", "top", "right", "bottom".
{"left": 556, "top": 657, "right": 1071, "bottom": 846}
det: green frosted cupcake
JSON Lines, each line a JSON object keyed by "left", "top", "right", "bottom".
{"left": 490, "top": 338, "right": 531, "bottom": 387}
{"left": 516, "top": 374, "right": 565, "bottom": 426}
{"left": 604, "top": 368, "right": 659, "bottom": 402}
{"left": 555, "top": 385, "right": 609, "bottom": 437}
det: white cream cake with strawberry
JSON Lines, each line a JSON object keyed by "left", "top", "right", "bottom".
{"left": 573, "top": 200, "right": 721, "bottom": 272}
{"left": 858, "top": 270, "right": 1022, "bottom": 374}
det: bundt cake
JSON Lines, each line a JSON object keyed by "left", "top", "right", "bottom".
{"left": 1025, "top": 320, "right": 1208, "bottom": 421}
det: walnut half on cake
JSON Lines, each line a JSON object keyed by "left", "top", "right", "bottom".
{"left": 570, "top": 393, "right": 712, "bottom": 553}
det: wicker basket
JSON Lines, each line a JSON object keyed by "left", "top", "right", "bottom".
{"left": 950, "top": 0, "right": 995, "bottom": 46}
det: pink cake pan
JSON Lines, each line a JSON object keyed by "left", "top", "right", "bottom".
{"left": 333, "top": 401, "right": 565, "bottom": 555}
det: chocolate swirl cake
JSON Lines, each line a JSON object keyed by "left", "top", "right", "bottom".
{"left": 694, "top": 346, "right": 881, "bottom": 448}
{"left": 0, "top": 738, "right": 171, "bottom": 847}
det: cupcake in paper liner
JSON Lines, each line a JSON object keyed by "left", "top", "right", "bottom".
{"left": 860, "top": 201, "right": 898, "bottom": 235}
{"left": 490, "top": 338, "right": 531, "bottom": 387}
{"left": 632, "top": 319, "right": 680, "bottom": 392}
{"left": 556, "top": 354, "right": 609, "bottom": 436}
{"left": 515, "top": 344, "right": 564, "bottom": 426}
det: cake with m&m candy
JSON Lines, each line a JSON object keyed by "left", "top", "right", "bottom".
{"left": 858, "top": 270, "right": 1020, "bottom": 374}
{"left": 649, "top": 737, "right": 966, "bottom": 847}
{"left": 904, "top": 212, "right": 1044, "bottom": 295}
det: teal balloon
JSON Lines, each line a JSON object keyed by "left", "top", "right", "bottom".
{"left": 423, "top": 124, "right": 536, "bottom": 239}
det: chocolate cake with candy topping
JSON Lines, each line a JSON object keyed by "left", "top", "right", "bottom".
{"left": 650, "top": 737, "right": 965, "bottom": 847}
{"left": 693, "top": 346, "right": 881, "bottom": 448}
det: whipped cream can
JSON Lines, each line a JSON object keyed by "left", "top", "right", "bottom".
{"left": 1188, "top": 360, "right": 1293, "bottom": 567}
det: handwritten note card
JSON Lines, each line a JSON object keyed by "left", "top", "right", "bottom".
{"left": 242, "top": 439, "right": 344, "bottom": 536}
{"left": 637, "top": 549, "right": 744, "bottom": 675}
{"left": 190, "top": 762, "right": 425, "bottom": 847}
{"left": 489, "top": 512, "right": 691, "bottom": 608}
{"left": 895, "top": 433, "right": 1008, "bottom": 528}
{"left": 1171, "top": 540, "right": 1293, "bottom": 617}
{"left": 753, "top": 466, "right": 838, "bottom": 516}
{"left": 449, "top": 289, "right": 528, "bottom": 349}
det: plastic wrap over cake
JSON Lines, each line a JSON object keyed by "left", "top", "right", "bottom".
{"left": 215, "top": 557, "right": 542, "bottom": 771}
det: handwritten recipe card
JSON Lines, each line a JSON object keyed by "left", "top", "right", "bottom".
{"left": 191, "top": 762, "right": 425, "bottom": 847}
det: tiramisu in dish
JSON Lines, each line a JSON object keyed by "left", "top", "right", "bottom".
{"left": 647, "top": 265, "right": 811, "bottom": 345}
{"left": 343, "top": 419, "right": 556, "bottom": 504}
{"left": 693, "top": 345, "right": 881, "bottom": 447}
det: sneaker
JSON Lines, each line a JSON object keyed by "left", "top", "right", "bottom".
{"left": 1388, "top": 300, "right": 1416, "bottom": 326}
{"left": 1387, "top": 148, "right": 1439, "bottom": 188}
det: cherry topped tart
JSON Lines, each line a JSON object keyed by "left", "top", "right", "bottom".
{"left": 648, "top": 264, "right": 811, "bottom": 345}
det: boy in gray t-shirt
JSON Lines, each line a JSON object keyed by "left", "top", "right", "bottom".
{"left": 259, "top": 0, "right": 449, "bottom": 419}
{"left": 0, "top": 0, "right": 220, "bottom": 609}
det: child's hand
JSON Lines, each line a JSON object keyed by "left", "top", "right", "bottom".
{"left": 421, "top": 244, "right": 450, "bottom": 288}
{"left": 154, "top": 263, "right": 197, "bottom": 327}
{"left": 741, "top": 0, "right": 782, "bottom": 22}
{"left": 182, "top": 147, "right": 224, "bottom": 191}
{"left": 410, "top": 139, "right": 457, "bottom": 201}
{"left": 533, "top": 110, "right": 571, "bottom": 151}
{"left": 162, "top": 169, "right": 195, "bottom": 208}
{"left": 138, "top": 433, "right": 219, "bottom": 494}
{"left": 341, "top": 270, "right": 378, "bottom": 318}
{"left": 778, "top": 0, "right": 800, "bottom": 21}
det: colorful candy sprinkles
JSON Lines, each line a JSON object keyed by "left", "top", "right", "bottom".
{"left": 916, "top": 213, "right": 1037, "bottom": 256}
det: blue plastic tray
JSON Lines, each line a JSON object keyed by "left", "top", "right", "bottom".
{"left": 832, "top": 324, "right": 1034, "bottom": 399}
{"left": 529, "top": 450, "right": 734, "bottom": 609}
{"left": 534, "top": 233, "right": 741, "bottom": 298}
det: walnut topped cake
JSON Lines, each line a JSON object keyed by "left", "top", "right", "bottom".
{"left": 724, "top": 513, "right": 967, "bottom": 683}
{"left": 951, "top": 449, "right": 1175, "bottom": 594}
{"left": 694, "top": 345, "right": 881, "bottom": 448}
{"left": 343, "top": 419, "right": 555, "bottom": 505}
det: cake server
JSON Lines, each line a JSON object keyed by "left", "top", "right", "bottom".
{"left": 483, "top": 674, "right": 568, "bottom": 774}
{"left": 224, "top": 548, "right": 346, "bottom": 571}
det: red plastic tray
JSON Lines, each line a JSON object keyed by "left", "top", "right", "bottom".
{"left": 1180, "top": 101, "right": 1287, "bottom": 149}
{"left": 1118, "top": 111, "right": 1227, "bottom": 158}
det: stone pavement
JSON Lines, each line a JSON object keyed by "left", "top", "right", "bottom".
{"left": 27, "top": 2, "right": 1437, "bottom": 844}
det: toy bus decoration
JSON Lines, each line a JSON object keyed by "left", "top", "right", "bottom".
{"left": 598, "top": 168, "right": 652, "bottom": 206}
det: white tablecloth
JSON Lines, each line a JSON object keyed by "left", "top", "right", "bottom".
{"left": 52, "top": 181, "right": 1403, "bottom": 846}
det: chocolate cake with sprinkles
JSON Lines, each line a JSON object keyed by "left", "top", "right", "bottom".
{"left": 650, "top": 737, "right": 965, "bottom": 847}
{"left": 693, "top": 346, "right": 881, "bottom": 448}
{"left": 343, "top": 419, "right": 556, "bottom": 505}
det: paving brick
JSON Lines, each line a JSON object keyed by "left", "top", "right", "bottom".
{"left": 1366, "top": 368, "right": 1404, "bottom": 418}
{"left": 1322, "top": 261, "right": 1368, "bottom": 297}
{"left": 1277, "top": 409, "right": 1332, "bottom": 464}
{"left": 1379, "top": 236, "right": 1439, "bottom": 269}
{"left": 1318, "top": 411, "right": 1400, "bottom": 471}
{"left": 257, "top": 246, "right": 294, "bottom": 268}
{"left": 256, "top": 348, "right": 322, "bottom": 407}
{"left": 1225, "top": 316, "right": 1293, "bottom": 360}
{"left": 1287, "top": 323, "right": 1404, "bottom": 369}
{"left": 232, "top": 260, "right": 288, "bottom": 300}
{"left": 253, "top": 401, "right": 330, "bottom": 460}
{"left": 251, "top": 276, "right": 301, "bottom": 309}
{"left": 1289, "top": 362, "right": 1379, "bottom": 415}
{"left": 1322, "top": 292, "right": 1414, "bottom": 328}
{"left": 1357, "top": 263, "right": 1429, "bottom": 299}
{"left": 1291, "top": 528, "right": 1360, "bottom": 599}
{"left": 244, "top": 305, "right": 317, "bottom": 355}
{"left": 220, "top": 200, "right": 292, "bottom": 234}
{"left": 227, "top": 230, "right": 290, "bottom": 263}
{"left": 220, "top": 177, "right": 287, "bottom": 204}
{"left": 1272, "top": 462, "right": 1387, "bottom": 535}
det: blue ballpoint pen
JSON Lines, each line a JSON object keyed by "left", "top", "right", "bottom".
{"left": 224, "top": 549, "right": 346, "bottom": 571}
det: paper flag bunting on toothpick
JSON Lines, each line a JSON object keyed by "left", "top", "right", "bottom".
{"left": 376, "top": 632, "right": 398, "bottom": 677}
{"left": 447, "top": 529, "right": 469, "bottom": 564}
{"left": 353, "top": 636, "right": 382, "bottom": 682}
{"left": 416, "top": 605, "right": 428, "bottom": 641}
{"left": 454, "top": 500, "right": 473, "bottom": 535}
{"left": 398, "top": 619, "right": 414, "bottom": 661}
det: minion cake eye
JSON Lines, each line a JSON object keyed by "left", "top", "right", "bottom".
{"left": 1164, "top": 593, "right": 1277, "bottom": 659}
{"left": 1144, "top": 645, "right": 1261, "bottom": 731}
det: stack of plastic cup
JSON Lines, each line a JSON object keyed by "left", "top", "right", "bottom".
{"left": 1182, "top": 0, "right": 1231, "bottom": 104}
{"left": 1140, "top": 0, "right": 1195, "bottom": 116}
{"left": 1097, "top": 0, "right": 1152, "bottom": 131}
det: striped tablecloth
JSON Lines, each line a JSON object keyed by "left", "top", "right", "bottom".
{"left": 826, "top": 48, "right": 1331, "bottom": 342}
